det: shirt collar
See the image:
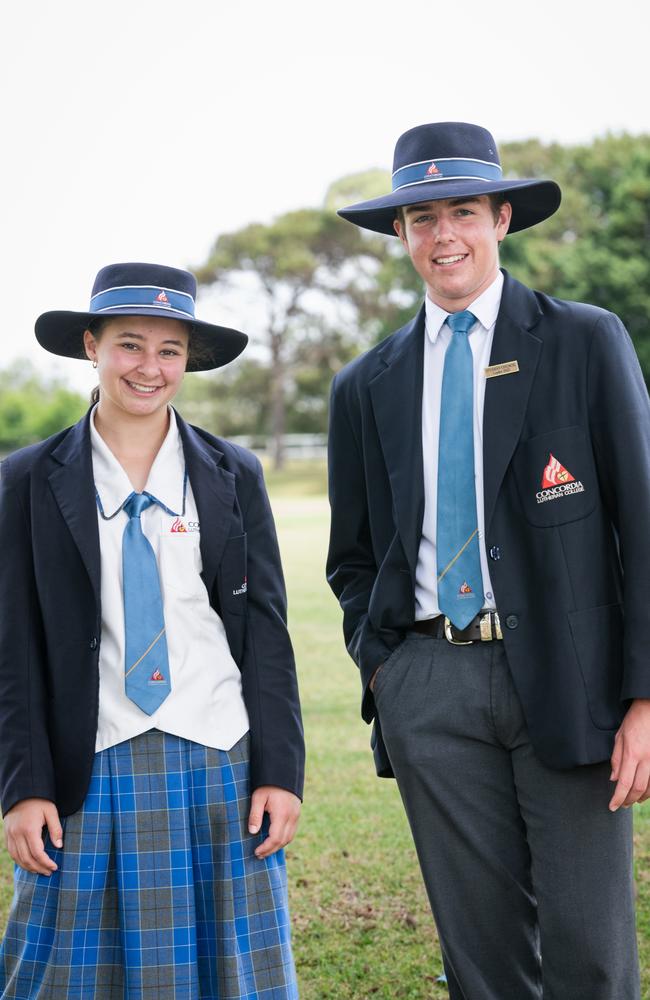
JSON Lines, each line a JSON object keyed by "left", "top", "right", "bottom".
{"left": 425, "top": 269, "right": 504, "bottom": 344}
{"left": 91, "top": 406, "right": 186, "bottom": 518}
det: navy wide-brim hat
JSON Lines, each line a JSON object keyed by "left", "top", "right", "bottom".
{"left": 338, "top": 122, "right": 561, "bottom": 235}
{"left": 35, "top": 262, "right": 248, "bottom": 372}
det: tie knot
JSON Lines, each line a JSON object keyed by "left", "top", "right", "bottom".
{"left": 446, "top": 310, "right": 476, "bottom": 337}
{"left": 124, "top": 492, "right": 155, "bottom": 519}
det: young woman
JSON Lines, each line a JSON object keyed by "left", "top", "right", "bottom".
{"left": 0, "top": 262, "right": 304, "bottom": 999}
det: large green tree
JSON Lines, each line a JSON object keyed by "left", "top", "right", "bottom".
{"left": 195, "top": 208, "right": 392, "bottom": 466}
{"left": 324, "top": 172, "right": 423, "bottom": 341}
{"left": 175, "top": 359, "right": 271, "bottom": 442}
{"left": 499, "top": 133, "right": 650, "bottom": 374}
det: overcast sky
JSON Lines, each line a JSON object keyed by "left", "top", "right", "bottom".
{"left": 2, "top": 0, "right": 648, "bottom": 393}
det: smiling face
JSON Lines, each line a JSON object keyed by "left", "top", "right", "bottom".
{"left": 83, "top": 316, "right": 190, "bottom": 425}
{"left": 393, "top": 195, "right": 512, "bottom": 312}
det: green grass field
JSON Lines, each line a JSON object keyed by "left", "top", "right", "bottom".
{"left": 1, "top": 462, "right": 648, "bottom": 997}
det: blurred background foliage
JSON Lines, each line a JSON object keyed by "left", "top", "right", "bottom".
{"left": 0, "top": 362, "right": 86, "bottom": 453}
{"left": 1, "top": 131, "right": 648, "bottom": 460}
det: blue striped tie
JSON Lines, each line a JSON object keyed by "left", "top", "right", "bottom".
{"left": 123, "top": 492, "right": 171, "bottom": 714}
{"left": 437, "top": 310, "right": 484, "bottom": 627}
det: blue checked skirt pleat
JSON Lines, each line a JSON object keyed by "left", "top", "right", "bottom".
{"left": 0, "top": 731, "right": 298, "bottom": 1000}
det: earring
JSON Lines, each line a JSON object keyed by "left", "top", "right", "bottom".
{"left": 92, "top": 359, "right": 98, "bottom": 369}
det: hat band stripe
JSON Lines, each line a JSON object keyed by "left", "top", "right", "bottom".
{"left": 93, "top": 303, "right": 196, "bottom": 319}
{"left": 90, "top": 286, "right": 196, "bottom": 317}
{"left": 392, "top": 158, "right": 502, "bottom": 192}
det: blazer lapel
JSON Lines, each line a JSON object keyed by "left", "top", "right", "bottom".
{"left": 483, "top": 272, "right": 543, "bottom": 533}
{"left": 176, "top": 413, "right": 236, "bottom": 597}
{"left": 369, "top": 307, "right": 425, "bottom": 574}
{"left": 48, "top": 413, "right": 101, "bottom": 606}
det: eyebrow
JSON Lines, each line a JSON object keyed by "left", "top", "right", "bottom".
{"left": 404, "top": 196, "right": 480, "bottom": 215}
{"left": 115, "top": 331, "right": 186, "bottom": 347}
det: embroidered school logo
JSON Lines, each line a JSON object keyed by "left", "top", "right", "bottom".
{"left": 541, "top": 454, "right": 575, "bottom": 489}
{"left": 155, "top": 290, "right": 169, "bottom": 303}
{"left": 426, "top": 161, "right": 441, "bottom": 176}
{"left": 171, "top": 517, "right": 188, "bottom": 533}
{"left": 232, "top": 577, "right": 248, "bottom": 596}
{"left": 150, "top": 669, "right": 165, "bottom": 681}
{"left": 536, "top": 453, "right": 585, "bottom": 504}
{"left": 459, "top": 581, "right": 473, "bottom": 595}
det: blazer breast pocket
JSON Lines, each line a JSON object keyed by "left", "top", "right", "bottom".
{"left": 217, "top": 533, "right": 248, "bottom": 616}
{"left": 512, "top": 425, "right": 598, "bottom": 527}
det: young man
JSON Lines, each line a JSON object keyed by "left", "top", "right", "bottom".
{"left": 327, "top": 121, "right": 648, "bottom": 999}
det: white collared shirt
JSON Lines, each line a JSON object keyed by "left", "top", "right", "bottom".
{"left": 415, "top": 270, "right": 503, "bottom": 620}
{"left": 90, "top": 408, "right": 249, "bottom": 752}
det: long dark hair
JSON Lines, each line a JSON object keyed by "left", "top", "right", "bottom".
{"left": 87, "top": 319, "right": 107, "bottom": 407}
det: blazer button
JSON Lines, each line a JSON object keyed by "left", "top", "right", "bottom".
{"left": 505, "top": 615, "right": 519, "bottom": 630}
{"left": 89, "top": 637, "right": 98, "bottom": 650}
{"left": 489, "top": 546, "right": 501, "bottom": 561}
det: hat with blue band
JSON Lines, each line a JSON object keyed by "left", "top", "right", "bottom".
{"left": 338, "top": 121, "right": 561, "bottom": 236}
{"left": 35, "top": 261, "right": 248, "bottom": 372}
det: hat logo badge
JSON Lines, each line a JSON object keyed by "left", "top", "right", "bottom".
{"left": 426, "top": 162, "right": 441, "bottom": 176}
{"left": 155, "top": 290, "right": 170, "bottom": 306}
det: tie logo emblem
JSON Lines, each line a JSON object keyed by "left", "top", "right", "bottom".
{"left": 459, "top": 581, "right": 473, "bottom": 595}
{"left": 426, "top": 161, "right": 441, "bottom": 176}
{"left": 536, "top": 453, "right": 585, "bottom": 504}
{"left": 150, "top": 669, "right": 165, "bottom": 682}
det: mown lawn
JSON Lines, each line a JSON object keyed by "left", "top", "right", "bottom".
{"left": 1, "top": 462, "right": 648, "bottom": 998}
{"left": 274, "top": 488, "right": 650, "bottom": 998}
{"left": 274, "top": 493, "right": 448, "bottom": 999}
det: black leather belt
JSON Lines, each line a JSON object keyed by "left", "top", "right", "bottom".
{"left": 413, "top": 611, "right": 503, "bottom": 645}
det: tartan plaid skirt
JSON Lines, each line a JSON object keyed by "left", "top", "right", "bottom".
{"left": 0, "top": 730, "right": 298, "bottom": 999}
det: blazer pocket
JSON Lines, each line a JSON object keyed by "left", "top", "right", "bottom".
{"left": 217, "top": 533, "right": 248, "bottom": 616}
{"left": 512, "top": 425, "right": 597, "bottom": 527}
{"left": 568, "top": 603, "right": 625, "bottom": 730}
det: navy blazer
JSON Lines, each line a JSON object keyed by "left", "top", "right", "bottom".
{"left": 0, "top": 409, "right": 304, "bottom": 817}
{"left": 327, "top": 271, "right": 650, "bottom": 777}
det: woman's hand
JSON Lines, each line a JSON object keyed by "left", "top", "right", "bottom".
{"left": 4, "top": 798, "right": 63, "bottom": 875}
{"left": 248, "top": 786, "right": 301, "bottom": 859}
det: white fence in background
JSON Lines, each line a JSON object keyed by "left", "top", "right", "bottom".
{"left": 0, "top": 435, "right": 328, "bottom": 465}
{"left": 230, "top": 434, "right": 327, "bottom": 459}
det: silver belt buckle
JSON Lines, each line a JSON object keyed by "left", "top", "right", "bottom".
{"left": 444, "top": 616, "right": 473, "bottom": 645}
{"left": 479, "top": 611, "right": 503, "bottom": 641}
{"left": 479, "top": 613, "right": 492, "bottom": 642}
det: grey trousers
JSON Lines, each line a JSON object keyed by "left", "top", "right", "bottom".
{"left": 373, "top": 632, "right": 640, "bottom": 1000}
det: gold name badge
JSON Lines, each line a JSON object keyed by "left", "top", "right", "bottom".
{"left": 485, "top": 360, "right": 519, "bottom": 379}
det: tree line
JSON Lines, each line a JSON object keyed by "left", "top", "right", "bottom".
{"left": 1, "top": 131, "right": 648, "bottom": 461}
